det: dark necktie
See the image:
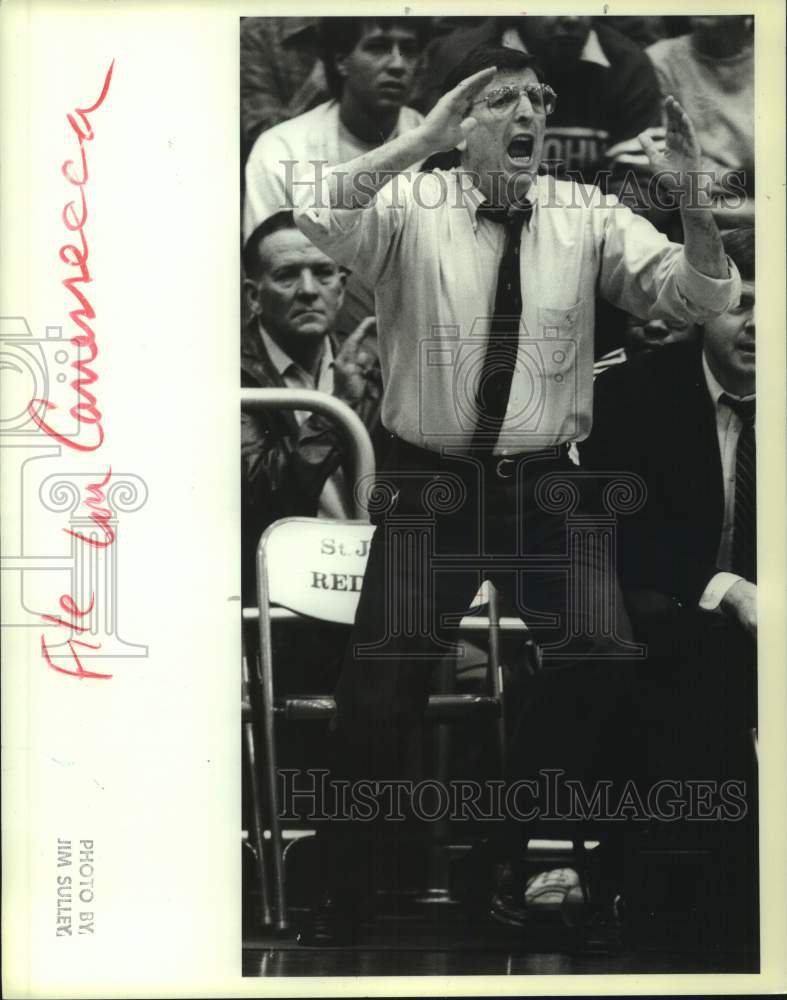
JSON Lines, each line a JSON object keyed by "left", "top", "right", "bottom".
{"left": 722, "top": 394, "right": 757, "bottom": 582}
{"left": 470, "top": 203, "right": 532, "bottom": 451}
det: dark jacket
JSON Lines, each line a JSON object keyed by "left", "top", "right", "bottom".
{"left": 579, "top": 343, "right": 725, "bottom": 611}
{"left": 241, "top": 321, "right": 386, "bottom": 598}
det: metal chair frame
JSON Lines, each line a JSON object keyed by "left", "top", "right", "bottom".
{"left": 242, "top": 388, "right": 511, "bottom": 933}
{"left": 255, "top": 517, "right": 508, "bottom": 932}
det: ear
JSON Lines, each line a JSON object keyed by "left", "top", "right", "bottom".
{"left": 334, "top": 55, "right": 349, "bottom": 79}
{"left": 243, "top": 277, "right": 263, "bottom": 318}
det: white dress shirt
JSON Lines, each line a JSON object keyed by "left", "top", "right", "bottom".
{"left": 243, "top": 100, "right": 424, "bottom": 239}
{"left": 296, "top": 170, "right": 740, "bottom": 455}
{"left": 697, "top": 354, "right": 756, "bottom": 611}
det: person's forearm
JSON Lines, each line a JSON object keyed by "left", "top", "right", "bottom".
{"left": 680, "top": 204, "right": 727, "bottom": 278}
{"left": 319, "top": 125, "right": 437, "bottom": 210}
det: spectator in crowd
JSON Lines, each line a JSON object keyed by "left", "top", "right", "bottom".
{"left": 422, "top": 16, "right": 662, "bottom": 186}
{"left": 240, "top": 18, "right": 326, "bottom": 164}
{"left": 593, "top": 313, "right": 698, "bottom": 376}
{"left": 646, "top": 17, "right": 754, "bottom": 225}
{"left": 240, "top": 211, "right": 385, "bottom": 601}
{"left": 243, "top": 17, "right": 429, "bottom": 331}
{"left": 293, "top": 45, "right": 739, "bottom": 942}
{"left": 579, "top": 228, "right": 757, "bottom": 949}
{"left": 600, "top": 15, "right": 669, "bottom": 49}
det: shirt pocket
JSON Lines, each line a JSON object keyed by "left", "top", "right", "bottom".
{"left": 537, "top": 301, "right": 582, "bottom": 335}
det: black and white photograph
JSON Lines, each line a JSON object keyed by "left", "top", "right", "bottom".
{"left": 240, "top": 11, "right": 763, "bottom": 978}
{"left": 1, "top": 2, "right": 784, "bottom": 997}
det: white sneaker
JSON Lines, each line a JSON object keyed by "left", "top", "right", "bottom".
{"left": 524, "top": 867, "right": 582, "bottom": 912}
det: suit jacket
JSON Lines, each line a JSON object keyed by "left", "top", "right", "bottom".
{"left": 241, "top": 321, "right": 386, "bottom": 599}
{"left": 579, "top": 343, "right": 725, "bottom": 611}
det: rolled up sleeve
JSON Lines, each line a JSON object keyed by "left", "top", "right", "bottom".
{"left": 294, "top": 174, "right": 409, "bottom": 287}
{"left": 673, "top": 252, "right": 741, "bottom": 316}
{"left": 597, "top": 194, "right": 741, "bottom": 323}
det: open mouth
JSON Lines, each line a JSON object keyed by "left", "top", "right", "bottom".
{"left": 507, "top": 135, "right": 534, "bottom": 164}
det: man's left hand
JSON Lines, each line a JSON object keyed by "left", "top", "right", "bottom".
{"left": 638, "top": 96, "right": 702, "bottom": 197}
{"left": 333, "top": 317, "right": 379, "bottom": 407}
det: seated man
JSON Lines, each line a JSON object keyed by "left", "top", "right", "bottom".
{"left": 241, "top": 211, "right": 385, "bottom": 602}
{"left": 243, "top": 17, "right": 429, "bottom": 330}
{"left": 580, "top": 227, "right": 757, "bottom": 948}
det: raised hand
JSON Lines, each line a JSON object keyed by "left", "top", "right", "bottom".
{"left": 333, "top": 316, "right": 379, "bottom": 406}
{"left": 638, "top": 96, "right": 703, "bottom": 196}
{"left": 419, "top": 66, "right": 498, "bottom": 153}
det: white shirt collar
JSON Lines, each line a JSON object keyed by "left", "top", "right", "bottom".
{"left": 450, "top": 169, "right": 541, "bottom": 232}
{"left": 580, "top": 28, "right": 611, "bottom": 69}
{"left": 500, "top": 25, "right": 611, "bottom": 69}
{"left": 702, "top": 352, "right": 755, "bottom": 408}
{"left": 258, "top": 322, "right": 333, "bottom": 383}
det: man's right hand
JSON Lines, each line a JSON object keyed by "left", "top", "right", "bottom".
{"left": 418, "top": 66, "right": 497, "bottom": 153}
{"left": 720, "top": 579, "right": 757, "bottom": 639}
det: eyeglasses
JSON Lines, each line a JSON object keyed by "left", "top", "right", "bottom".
{"left": 470, "top": 83, "right": 557, "bottom": 118}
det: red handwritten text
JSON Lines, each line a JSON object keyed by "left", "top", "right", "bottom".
{"left": 40, "top": 595, "right": 112, "bottom": 680}
{"left": 37, "top": 62, "right": 117, "bottom": 680}
{"left": 28, "top": 59, "right": 114, "bottom": 452}
{"left": 64, "top": 467, "right": 116, "bottom": 548}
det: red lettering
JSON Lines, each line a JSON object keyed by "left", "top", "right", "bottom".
{"left": 64, "top": 468, "right": 116, "bottom": 548}
{"left": 62, "top": 188, "right": 88, "bottom": 231}
{"left": 41, "top": 593, "right": 96, "bottom": 633}
{"left": 41, "top": 614, "right": 89, "bottom": 633}
{"left": 40, "top": 635, "right": 111, "bottom": 680}
{"left": 66, "top": 61, "right": 114, "bottom": 143}
{"left": 27, "top": 399, "right": 103, "bottom": 452}
{"left": 59, "top": 228, "right": 90, "bottom": 277}
{"left": 61, "top": 593, "right": 95, "bottom": 617}
{"left": 62, "top": 143, "right": 88, "bottom": 186}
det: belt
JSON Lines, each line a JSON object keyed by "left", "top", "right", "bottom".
{"left": 388, "top": 436, "right": 570, "bottom": 483}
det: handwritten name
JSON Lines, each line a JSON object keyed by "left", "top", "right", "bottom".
{"left": 34, "top": 62, "right": 116, "bottom": 680}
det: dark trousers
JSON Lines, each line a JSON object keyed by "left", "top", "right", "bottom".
{"left": 319, "top": 438, "right": 644, "bottom": 896}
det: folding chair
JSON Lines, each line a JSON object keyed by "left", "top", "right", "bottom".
{"left": 253, "top": 516, "right": 507, "bottom": 932}
{"left": 240, "top": 386, "right": 376, "bottom": 931}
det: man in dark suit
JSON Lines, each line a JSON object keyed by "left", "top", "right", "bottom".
{"left": 580, "top": 227, "right": 757, "bottom": 949}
